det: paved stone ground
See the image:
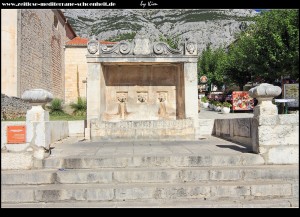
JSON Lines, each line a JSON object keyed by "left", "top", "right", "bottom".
{"left": 48, "top": 135, "right": 253, "bottom": 160}
{"left": 46, "top": 108, "right": 254, "bottom": 159}
{"left": 198, "top": 107, "right": 254, "bottom": 119}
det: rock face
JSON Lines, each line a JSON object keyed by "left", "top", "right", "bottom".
{"left": 1, "top": 94, "right": 32, "bottom": 120}
{"left": 64, "top": 9, "right": 258, "bottom": 53}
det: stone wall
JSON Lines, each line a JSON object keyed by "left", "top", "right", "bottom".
{"left": 1, "top": 10, "right": 18, "bottom": 97}
{"left": 213, "top": 118, "right": 253, "bottom": 149}
{"left": 213, "top": 114, "right": 299, "bottom": 164}
{"left": 1, "top": 120, "right": 84, "bottom": 149}
{"left": 252, "top": 114, "right": 299, "bottom": 164}
{"left": 18, "top": 9, "right": 68, "bottom": 99}
{"left": 102, "top": 64, "right": 181, "bottom": 121}
{"left": 1, "top": 94, "right": 32, "bottom": 120}
{"left": 64, "top": 47, "right": 88, "bottom": 104}
{"left": 1, "top": 9, "right": 75, "bottom": 99}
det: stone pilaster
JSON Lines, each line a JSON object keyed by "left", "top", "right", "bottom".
{"left": 184, "top": 62, "right": 198, "bottom": 132}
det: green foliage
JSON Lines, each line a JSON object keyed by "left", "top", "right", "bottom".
{"left": 201, "top": 96, "right": 208, "bottom": 103}
{"left": 198, "top": 9, "right": 299, "bottom": 90}
{"left": 222, "top": 101, "right": 232, "bottom": 108}
{"left": 248, "top": 9, "right": 299, "bottom": 82}
{"left": 70, "top": 97, "right": 87, "bottom": 116}
{"left": 223, "top": 32, "right": 256, "bottom": 90}
{"left": 198, "top": 44, "right": 227, "bottom": 87}
{"left": 108, "top": 32, "right": 136, "bottom": 42}
{"left": 215, "top": 101, "right": 223, "bottom": 107}
{"left": 158, "top": 34, "right": 180, "bottom": 50}
{"left": 47, "top": 98, "right": 65, "bottom": 116}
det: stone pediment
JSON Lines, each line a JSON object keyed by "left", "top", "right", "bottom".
{"left": 87, "top": 30, "right": 198, "bottom": 56}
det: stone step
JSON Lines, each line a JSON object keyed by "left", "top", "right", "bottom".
{"left": 2, "top": 198, "right": 299, "bottom": 208}
{"left": 2, "top": 180, "right": 298, "bottom": 203}
{"left": 2, "top": 165, "right": 298, "bottom": 185}
{"left": 40, "top": 153, "right": 265, "bottom": 169}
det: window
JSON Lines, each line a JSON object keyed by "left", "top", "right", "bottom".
{"left": 53, "top": 15, "right": 58, "bottom": 29}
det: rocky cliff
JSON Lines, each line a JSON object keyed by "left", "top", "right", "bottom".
{"left": 63, "top": 9, "right": 258, "bottom": 52}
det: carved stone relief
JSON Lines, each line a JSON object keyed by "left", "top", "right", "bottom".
{"left": 137, "top": 91, "right": 148, "bottom": 103}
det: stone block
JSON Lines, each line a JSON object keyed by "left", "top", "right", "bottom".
{"left": 292, "top": 183, "right": 299, "bottom": 197}
{"left": 211, "top": 155, "right": 241, "bottom": 166}
{"left": 68, "top": 120, "right": 85, "bottom": 137}
{"left": 179, "top": 169, "right": 210, "bottom": 182}
{"left": 243, "top": 167, "right": 299, "bottom": 180}
{"left": 1, "top": 152, "right": 33, "bottom": 170}
{"left": 258, "top": 125, "right": 299, "bottom": 146}
{"left": 257, "top": 115, "right": 278, "bottom": 125}
{"left": 278, "top": 114, "right": 299, "bottom": 125}
{"left": 210, "top": 169, "right": 242, "bottom": 180}
{"left": 56, "top": 170, "right": 113, "bottom": 184}
{"left": 250, "top": 184, "right": 292, "bottom": 197}
{"left": 158, "top": 186, "right": 210, "bottom": 199}
{"left": 49, "top": 121, "right": 69, "bottom": 143}
{"left": 82, "top": 157, "right": 128, "bottom": 168}
{"left": 129, "top": 156, "right": 171, "bottom": 167}
{"left": 1, "top": 171, "right": 56, "bottom": 185}
{"left": 35, "top": 189, "right": 86, "bottom": 202}
{"left": 2, "top": 189, "right": 35, "bottom": 202}
{"left": 266, "top": 146, "right": 299, "bottom": 164}
{"left": 43, "top": 158, "right": 64, "bottom": 168}
{"left": 210, "top": 185, "right": 250, "bottom": 198}
{"left": 5, "top": 143, "right": 30, "bottom": 152}
{"left": 241, "top": 154, "right": 265, "bottom": 165}
{"left": 86, "top": 188, "right": 114, "bottom": 201}
{"left": 114, "top": 170, "right": 179, "bottom": 183}
{"left": 115, "top": 187, "right": 155, "bottom": 200}
{"left": 171, "top": 156, "right": 212, "bottom": 167}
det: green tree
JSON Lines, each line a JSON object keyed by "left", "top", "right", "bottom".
{"left": 198, "top": 44, "right": 227, "bottom": 88}
{"left": 246, "top": 9, "right": 299, "bottom": 82}
{"left": 223, "top": 32, "right": 257, "bottom": 90}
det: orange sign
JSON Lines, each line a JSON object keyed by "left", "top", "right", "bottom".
{"left": 200, "top": 75, "right": 208, "bottom": 83}
{"left": 7, "top": 126, "right": 26, "bottom": 144}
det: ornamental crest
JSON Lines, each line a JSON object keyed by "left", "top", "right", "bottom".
{"left": 87, "top": 35, "right": 99, "bottom": 54}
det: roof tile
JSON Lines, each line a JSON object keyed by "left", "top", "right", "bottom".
{"left": 66, "top": 36, "right": 117, "bottom": 46}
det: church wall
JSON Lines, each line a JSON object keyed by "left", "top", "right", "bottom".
{"left": 1, "top": 9, "right": 18, "bottom": 97}
{"left": 18, "top": 9, "right": 69, "bottom": 99}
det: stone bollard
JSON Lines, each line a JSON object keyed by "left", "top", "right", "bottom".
{"left": 22, "top": 89, "right": 53, "bottom": 159}
{"left": 248, "top": 83, "right": 299, "bottom": 164}
{"left": 249, "top": 83, "right": 282, "bottom": 117}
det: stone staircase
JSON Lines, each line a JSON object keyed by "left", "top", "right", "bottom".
{"left": 2, "top": 151, "right": 299, "bottom": 207}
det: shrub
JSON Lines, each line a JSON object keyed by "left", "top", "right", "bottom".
{"left": 201, "top": 96, "right": 208, "bottom": 103}
{"left": 215, "top": 101, "right": 223, "bottom": 107}
{"left": 222, "top": 101, "right": 232, "bottom": 108}
{"left": 70, "top": 97, "right": 87, "bottom": 116}
{"left": 47, "top": 98, "right": 65, "bottom": 115}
